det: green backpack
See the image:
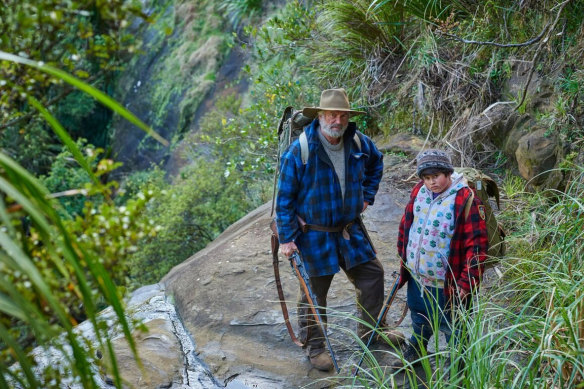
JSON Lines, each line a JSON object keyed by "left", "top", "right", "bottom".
{"left": 270, "top": 107, "right": 311, "bottom": 216}
{"left": 456, "top": 167, "right": 506, "bottom": 267}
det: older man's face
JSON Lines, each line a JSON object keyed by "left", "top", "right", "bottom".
{"left": 319, "top": 110, "right": 349, "bottom": 139}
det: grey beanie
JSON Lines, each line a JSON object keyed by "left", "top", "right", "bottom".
{"left": 416, "top": 149, "right": 454, "bottom": 178}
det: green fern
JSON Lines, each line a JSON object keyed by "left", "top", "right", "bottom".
{"left": 0, "top": 51, "right": 167, "bottom": 388}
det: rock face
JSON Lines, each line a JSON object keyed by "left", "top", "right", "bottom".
{"left": 515, "top": 127, "right": 563, "bottom": 188}
{"left": 162, "top": 159, "right": 418, "bottom": 388}
{"left": 29, "top": 284, "right": 222, "bottom": 389}
{"left": 458, "top": 65, "right": 567, "bottom": 191}
{"left": 110, "top": 2, "right": 248, "bottom": 176}
{"left": 104, "top": 318, "right": 183, "bottom": 387}
{"left": 96, "top": 285, "right": 224, "bottom": 389}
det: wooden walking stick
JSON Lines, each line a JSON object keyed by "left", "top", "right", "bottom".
{"left": 290, "top": 251, "right": 340, "bottom": 373}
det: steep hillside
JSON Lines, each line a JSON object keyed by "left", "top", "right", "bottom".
{"left": 110, "top": 0, "right": 246, "bottom": 174}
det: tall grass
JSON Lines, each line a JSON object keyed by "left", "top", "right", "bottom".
{"left": 308, "top": 0, "right": 477, "bottom": 99}
{"left": 0, "top": 51, "right": 167, "bottom": 387}
{"left": 304, "top": 167, "right": 584, "bottom": 388}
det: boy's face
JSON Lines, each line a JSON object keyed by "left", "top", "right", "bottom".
{"left": 422, "top": 172, "right": 452, "bottom": 194}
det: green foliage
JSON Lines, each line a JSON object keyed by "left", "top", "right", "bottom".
{"left": 311, "top": 0, "right": 408, "bottom": 95}
{"left": 0, "top": 151, "right": 135, "bottom": 388}
{"left": 0, "top": 50, "right": 167, "bottom": 387}
{"left": 41, "top": 140, "right": 104, "bottom": 217}
{"left": 40, "top": 140, "right": 159, "bottom": 291}
{"left": 220, "top": 0, "right": 263, "bottom": 29}
{"left": 0, "top": 0, "right": 147, "bottom": 175}
{"left": 0, "top": 119, "right": 58, "bottom": 174}
{"left": 304, "top": 0, "right": 476, "bottom": 98}
{"left": 245, "top": 0, "right": 319, "bottom": 106}
{"left": 69, "top": 182, "right": 158, "bottom": 292}
{"left": 127, "top": 160, "right": 255, "bottom": 286}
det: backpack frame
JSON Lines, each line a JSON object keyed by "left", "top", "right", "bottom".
{"left": 456, "top": 167, "right": 506, "bottom": 266}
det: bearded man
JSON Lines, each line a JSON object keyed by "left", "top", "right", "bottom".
{"left": 276, "top": 88, "right": 385, "bottom": 371}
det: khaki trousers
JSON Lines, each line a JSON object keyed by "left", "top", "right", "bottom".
{"left": 297, "top": 258, "right": 385, "bottom": 356}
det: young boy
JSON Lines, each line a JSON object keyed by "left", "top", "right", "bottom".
{"left": 396, "top": 149, "right": 488, "bottom": 364}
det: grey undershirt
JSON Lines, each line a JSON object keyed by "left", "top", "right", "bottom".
{"left": 318, "top": 129, "right": 346, "bottom": 200}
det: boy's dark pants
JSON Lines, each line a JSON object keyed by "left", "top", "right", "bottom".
{"left": 298, "top": 258, "right": 385, "bottom": 357}
{"left": 407, "top": 279, "right": 454, "bottom": 349}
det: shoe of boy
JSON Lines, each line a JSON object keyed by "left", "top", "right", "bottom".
{"left": 393, "top": 343, "right": 422, "bottom": 368}
{"left": 309, "top": 351, "right": 334, "bottom": 371}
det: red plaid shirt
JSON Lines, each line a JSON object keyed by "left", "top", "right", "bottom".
{"left": 397, "top": 181, "right": 488, "bottom": 297}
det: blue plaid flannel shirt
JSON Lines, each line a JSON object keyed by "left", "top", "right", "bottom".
{"left": 276, "top": 119, "right": 383, "bottom": 277}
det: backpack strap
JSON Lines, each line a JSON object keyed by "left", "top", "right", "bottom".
{"left": 464, "top": 189, "right": 475, "bottom": 220}
{"left": 299, "top": 131, "right": 362, "bottom": 165}
{"left": 354, "top": 131, "right": 362, "bottom": 151}
{"left": 299, "top": 132, "right": 309, "bottom": 165}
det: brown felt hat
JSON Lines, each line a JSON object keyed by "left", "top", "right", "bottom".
{"left": 302, "top": 88, "right": 366, "bottom": 118}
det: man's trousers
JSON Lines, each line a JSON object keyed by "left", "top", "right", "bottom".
{"left": 297, "top": 258, "right": 385, "bottom": 357}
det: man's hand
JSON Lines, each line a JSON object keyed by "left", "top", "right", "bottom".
{"left": 362, "top": 201, "right": 369, "bottom": 212}
{"left": 280, "top": 241, "right": 298, "bottom": 257}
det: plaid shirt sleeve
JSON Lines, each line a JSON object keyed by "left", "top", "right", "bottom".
{"left": 275, "top": 143, "right": 303, "bottom": 244}
{"left": 452, "top": 187, "right": 489, "bottom": 293}
{"left": 360, "top": 133, "right": 383, "bottom": 205}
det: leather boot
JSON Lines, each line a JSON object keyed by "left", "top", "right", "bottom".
{"left": 377, "top": 329, "right": 406, "bottom": 346}
{"left": 359, "top": 328, "right": 406, "bottom": 347}
{"left": 309, "top": 351, "right": 334, "bottom": 371}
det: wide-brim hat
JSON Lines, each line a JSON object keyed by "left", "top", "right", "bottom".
{"left": 302, "top": 88, "right": 366, "bottom": 118}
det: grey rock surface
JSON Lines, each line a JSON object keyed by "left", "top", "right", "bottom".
{"left": 28, "top": 284, "right": 222, "bottom": 389}
{"left": 162, "top": 161, "right": 421, "bottom": 388}
{"left": 99, "top": 284, "right": 223, "bottom": 388}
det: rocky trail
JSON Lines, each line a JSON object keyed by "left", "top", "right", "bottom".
{"left": 161, "top": 150, "right": 442, "bottom": 388}
{"left": 63, "top": 139, "right": 501, "bottom": 388}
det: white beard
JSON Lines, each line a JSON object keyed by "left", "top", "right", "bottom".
{"left": 319, "top": 118, "right": 347, "bottom": 139}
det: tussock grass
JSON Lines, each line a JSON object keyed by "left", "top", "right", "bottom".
{"left": 295, "top": 167, "right": 584, "bottom": 388}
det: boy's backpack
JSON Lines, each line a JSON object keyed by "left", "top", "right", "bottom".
{"left": 455, "top": 167, "right": 506, "bottom": 266}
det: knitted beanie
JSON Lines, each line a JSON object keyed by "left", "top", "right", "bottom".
{"left": 416, "top": 149, "right": 454, "bottom": 178}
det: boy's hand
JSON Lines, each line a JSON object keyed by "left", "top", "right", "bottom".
{"left": 450, "top": 286, "right": 470, "bottom": 302}
{"left": 458, "top": 288, "right": 469, "bottom": 301}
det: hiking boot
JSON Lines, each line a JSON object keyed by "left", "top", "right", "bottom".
{"left": 359, "top": 327, "right": 406, "bottom": 347}
{"left": 377, "top": 329, "right": 406, "bottom": 346}
{"left": 309, "top": 351, "right": 334, "bottom": 371}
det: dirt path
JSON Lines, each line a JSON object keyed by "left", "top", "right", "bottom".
{"left": 162, "top": 155, "right": 432, "bottom": 388}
